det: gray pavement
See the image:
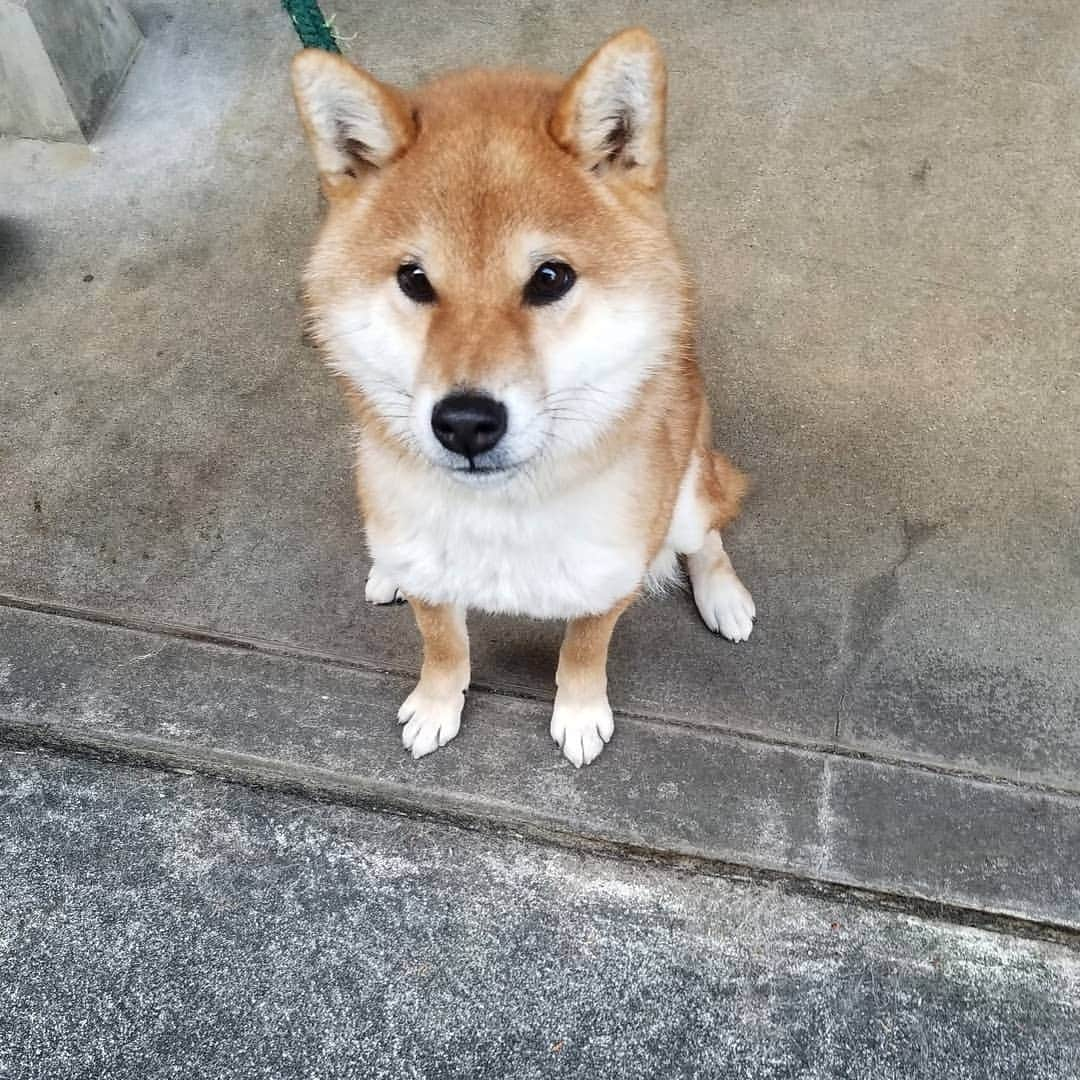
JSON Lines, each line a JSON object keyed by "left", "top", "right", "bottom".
{"left": 1, "top": 0, "right": 1079, "bottom": 1060}
{"left": 2, "top": 749, "right": 1079, "bottom": 1080}
{"left": 3, "top": 601, "right": 1079, "bottom": 930}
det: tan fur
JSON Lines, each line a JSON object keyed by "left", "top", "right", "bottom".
{"left": 291, "top": 29, "right": 752, "bottom": 766}
{"left": 408, "top": 598, "right": 470, "bottom": 704}
{"left": 557, "top": 594, "right": 636, "bottom": 704}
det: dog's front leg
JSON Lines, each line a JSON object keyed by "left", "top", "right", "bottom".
{"left": 550, "top": 595, "right": 635, "bottom": 767}
{"left": 398, "top": 599, "right": 470, "bottom": 759}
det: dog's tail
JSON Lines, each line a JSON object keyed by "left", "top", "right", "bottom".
{"left": 707, "top": 451, "right": 748, "bottom": 532}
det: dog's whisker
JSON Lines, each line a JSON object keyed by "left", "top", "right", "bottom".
{"left": 544, "top": 409, "right": 594, "bottom": 423}
{"left": 542, "top": 383, "right": 614, "bottom": 403}
{"left": 313, "top": 323, "right": 374, "bottom": 346}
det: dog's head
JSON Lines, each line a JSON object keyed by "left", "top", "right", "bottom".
{"left": 292, "top": 29, "right": 685, "bottom": 486}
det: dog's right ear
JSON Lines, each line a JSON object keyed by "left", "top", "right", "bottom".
{"left": 290, "top": 50, "right": 416, "bottom": 190}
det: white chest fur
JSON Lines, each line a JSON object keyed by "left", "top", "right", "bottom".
{"left": 359, "top": 442, "right": 652, "bottom": 619}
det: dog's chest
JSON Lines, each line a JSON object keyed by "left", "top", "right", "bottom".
{"left": 363, "top": 455, "right": 648, "bottom": 618}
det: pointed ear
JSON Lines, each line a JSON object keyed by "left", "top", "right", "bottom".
{"left": 290, "top": 50, "right": 416, "bottom": 185}
{"left": 550, "top": 28, "right": 667, "bottom": 189}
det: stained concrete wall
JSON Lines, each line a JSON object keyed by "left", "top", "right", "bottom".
{"left": 0, "top": 0, "right": 141, "bottom": 141}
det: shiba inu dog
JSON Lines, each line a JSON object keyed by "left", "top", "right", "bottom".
{"left": 291, "top": 28, "right": 755, "bottom": 767}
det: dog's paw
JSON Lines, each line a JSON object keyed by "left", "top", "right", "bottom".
{"left": 550, "top": 697, "right": 614, "bottom": 768}
{"left": 693, "top": 571, "right": 756, "bottom": 642}
{"left": 397, "top": 686, "right": 464, "bottom": 759}
{"left": 365, "top": 565, "right": 404, "bottom": 605}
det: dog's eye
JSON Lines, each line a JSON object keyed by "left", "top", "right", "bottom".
{"left": 397, "top": 263, "right": 437, "bottom": 304}
{"left": 523, "top": 261, "right": 576, "bottom": 306}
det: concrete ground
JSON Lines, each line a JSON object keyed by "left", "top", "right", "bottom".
{"left": 1, "top": 0, "right": 1078, "bottom": 1072}
{"left": 3, "top": 749, "right": 1079, "bottom": 1080}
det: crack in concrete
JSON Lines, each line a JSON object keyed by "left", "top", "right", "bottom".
{"left": 834, "top": 517, "right": 945, "bottom": 741}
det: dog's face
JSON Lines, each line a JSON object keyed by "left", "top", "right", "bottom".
{"left": 292, "top": 30, "right": 685, "bottom": 486}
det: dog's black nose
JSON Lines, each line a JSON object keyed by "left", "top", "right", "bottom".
{"left": 431, "top": 393, "right": 507, "bottom": 459}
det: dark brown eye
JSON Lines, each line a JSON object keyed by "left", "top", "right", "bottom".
{"left": 397, "top": 263, "right": 436, "bottom": 303}
{"left": 523, "top": 261, "right": 576, "bottom": 306}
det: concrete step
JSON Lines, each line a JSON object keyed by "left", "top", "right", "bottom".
{"left": 2, "top": 599, "right": 1077, "bottom": 933}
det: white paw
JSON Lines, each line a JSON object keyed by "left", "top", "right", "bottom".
{"left": 397, "top": 686, "right": 464, "bottom": 759}
{"left": 365, "top": 565, "right": 403, "bottom": 605}
{"left": 693, "top": 572, "right": 756, "bottom": 642}
{"left": 550, "top": 698, "right": 614, "bottom": 768}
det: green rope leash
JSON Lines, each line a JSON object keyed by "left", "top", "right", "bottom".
{"left": 281, "top": 0, "right": 340, "bottom": 52}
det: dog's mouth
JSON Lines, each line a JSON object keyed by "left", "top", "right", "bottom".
{"left": 446, "top": 460, "right": 524, "bottom": 485}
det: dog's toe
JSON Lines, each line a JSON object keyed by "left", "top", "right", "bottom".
{"left": 550, "top": 698, "right": 614, "bottom": 768}
{"left": 365, "top": 565, "right": 404, "bottom": 605}
{"left": 693, "top": 572, "right": 756, "bottom": 642}
{"left": 398, "top": 687, "right": 464, "bottom": 759}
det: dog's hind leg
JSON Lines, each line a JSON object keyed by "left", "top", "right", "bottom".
{"left": 550, "top": 594, "right": 635, "bottom": 767}
{"left": 365, "top": 563, "right": 404, "bottom": 605}
{"left": 398, "top": 599, "right": 470, "bottom": 758}
{"left": 687, "top": 531, "right": 756, "bottom": 641}
{"left": 683, "top": 451, "right": 756, "bottom": 642}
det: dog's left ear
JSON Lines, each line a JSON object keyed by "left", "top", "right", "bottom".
{"left": 551, "top": 28, "right": 667, "bottom": 190}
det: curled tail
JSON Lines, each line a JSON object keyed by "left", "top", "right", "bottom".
{"left": 704, "top": 451, "right": 748, "bottom": 531}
